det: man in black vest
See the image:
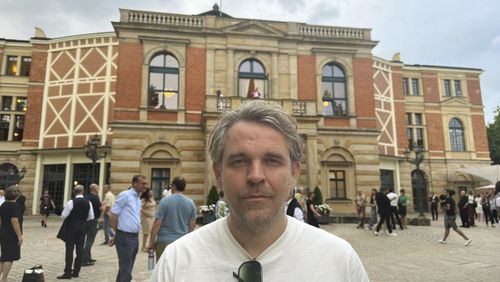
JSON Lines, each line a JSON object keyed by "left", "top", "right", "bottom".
{"left": 57, "top": 185, "right": 94, "bottom": 279}
{"left": 82, "top": 183, "right": 101, "bottom": 266}
{"left": 286, "top": 189, "right": 304, "bottom": 221}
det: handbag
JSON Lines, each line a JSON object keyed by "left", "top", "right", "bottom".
{"left": 22, "top": 265, "right": 45, "bottom": 282}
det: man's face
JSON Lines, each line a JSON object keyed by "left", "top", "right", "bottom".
{"left": 133, "top": 177, "right": 148, "bottom": 193}
{"left": 213, "top": 121, "right": 301, "bottom": 230}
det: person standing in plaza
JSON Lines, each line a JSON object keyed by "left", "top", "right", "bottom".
{"left": 494, "top": 181, "right": 500, "bottom": 228}
{"left": 429, "top": 191, "right": 439, "bottom": 220}
{"left": 355, "top": 191, "right": 367, "bottom": 229}
{"left": 374, "top": 187, "right": 396, "bottom": 236}
{"left": 474, "top": 193, "right": 483, "bottom": 223}
{"left": 215, "top": 190, "right": 229, "bottom": 219}
{"left": 306, "top": 191, "right": 321, "bottom": 228}
{"left": 467, "top": 191, "right": 476, "bottom": 227}
{"left": 16, "top": 188, "right": 26, "bottom": 232}
{"left": 399, "top": 189, "right": 408, "bottom": 228}
{"left": 387, "top": 188, "right": 403, "bottom": 230}
{"left": 152, "top": 100, "right": 368, "bottom": 281}
{"left": 481, "top": 194, "right": 494, "bottom": 227}
{"left": 109, "top": 175, "right": 148, "bottom": 282}
{"left": 147, "top": 176, "right": 196, "bottom": 261}
{"left": 457, "top": 190, "right": 469, "bottom": 228}
{"left": 367, "top": 188, "right": 378, "bottom": 230}
{"left": 39, "top": 189, "right": 55, "bottom": 227}
{"left": 82, "top": 184, "right": 101, "bottom": 266}
{"left": 100, "top": 184, "right": 114, "bottom": 245}
{"left": 286, "top": 189, "right": 304, "bottom": 222}
{"left": 140, "top": 188, "right": 155, "bottom": 252}
{"left": 0, "top": 186, "right": 23, "bottom": 282}
{"left": 438, "top": 189, "right": 472, "bottom": 246}
{"left": 57, "top": 185, "right": 94, "bottom": 279}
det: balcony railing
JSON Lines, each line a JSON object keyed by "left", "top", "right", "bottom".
{"left": 205, "top": 96, "right": 317, "bottom": 117}
{"left": 298, "top": 24, "right": 369, "bottom": 40}
{"left": 122, "top": 10, "right": 204, "bottom": 27}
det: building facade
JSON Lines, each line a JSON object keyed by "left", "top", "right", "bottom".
{"left": 0, "top": 7, "right": 491, "bottom": 215}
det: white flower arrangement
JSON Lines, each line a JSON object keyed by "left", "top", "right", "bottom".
{"left": 315, "top": 204, "right": 332, "bottom": 215}
{"left": 199, "top": 204, "right": 216, "bottom": 214}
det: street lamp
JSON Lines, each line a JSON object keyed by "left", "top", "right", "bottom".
{"left": 84, "top": 134, "right": 110, "bottom": 184}
{"left": 404, "top": 146, "right": 427, "bottom": 218}
{"left": 16, "top": 167, "right": 26, "bottom": 185}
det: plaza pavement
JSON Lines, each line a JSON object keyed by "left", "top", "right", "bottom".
{"left": 7, "top": 215, "right": 500, "bottom": 281}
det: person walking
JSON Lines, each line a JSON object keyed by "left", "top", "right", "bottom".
{"left": 438, "top": 189, "right": 472, "bottom": 246}
{"left": 57, "top": 185, "right": 94, "bottom": 279}
{"left": 147, "top": 176, "right": 196, "bottom": 261}
{"left": 374, "top": 187, "right": 396, "bottom": 236}
{"left": 0, "top": 186, "right": 23, "bottom": 282}
{"left": 286, "top": 189, "right": 304, "bottom": 222}
{"left": 109, "top": 175, "right": 148, "bottom": 282}
{"left": 387, "top": 189, "right": 403, "bottom": 230}
{"left": 355, "top": 191, "right": 367, "bottom": 229}
{"left": 306, "top": 191, "right": 321, "bottom": 228}
{"left": 140, "top": 188, "right": 155, "bottom": 252}
{"left": 367, "top": 189, "right": 378, "bottom": 230}
{"left": 481, "top": 194, "right": 494, "bottom": 227}
{"left": 429, "top": 192, "right": 439, "bottom": 220}
{"left": 39, "top": 189, "right": 55, "bottom": 227}
{"left": 82, "top": 184, "right": 101, "bottom": 266}
{"left": 100, "top": 184, "right": 115, "bottom": 245}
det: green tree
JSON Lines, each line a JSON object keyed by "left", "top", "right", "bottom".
{"left": 207, "top": 185, "right": 219, "bottom": 206}
{"left": 487, "top": 106, "right": 500, "bottom": 165}
{"left": 313, "top": 187, "right": 323, "bottom": 205}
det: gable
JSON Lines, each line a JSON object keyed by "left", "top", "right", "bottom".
{"left": 440, "top": 97, "right": 470, "bottom": 107}
{"left": 222, "top": 20, "right": 285, "bottom": 37}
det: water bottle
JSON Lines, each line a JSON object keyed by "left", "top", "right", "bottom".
{"left": 148, "top": 250, "right": 155, "bottom": 271}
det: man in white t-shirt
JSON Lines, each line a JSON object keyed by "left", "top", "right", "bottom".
{"left": 152, "top": 101, "right": 369, "bottom": 281}
{"left": 387, "top": 189, "right": 403, "bottom": 230}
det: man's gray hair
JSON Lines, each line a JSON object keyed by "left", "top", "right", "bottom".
{"left": 74, "top": 185, "right": 84, "bottom": 194}
{"left": 208, "top": 100, "right": 303, "bottom": 164}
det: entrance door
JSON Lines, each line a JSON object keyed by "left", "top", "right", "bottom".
{"left": 42, "top": 164, "right": 66, "bottom": 207}
{"left": 380, "top": 169, "right": 394, "bottom": 191}
{"left": 411, "top": 169, "right": 428, "bottom": 213}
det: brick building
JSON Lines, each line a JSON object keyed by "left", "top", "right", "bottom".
{"left": 0, "top": 7, "right": 491, "bottom": 215}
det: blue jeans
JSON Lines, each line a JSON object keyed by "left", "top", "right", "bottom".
{"left": 103, "top": 214, "right": 112, "bottom": 243}
{"left": 115, "top": 231, "right": 139, "bottom": 282}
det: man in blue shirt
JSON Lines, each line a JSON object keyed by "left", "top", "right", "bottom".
{"left": 109, "top": 175, "right": 148, "bottom": 282}
{"left": 147, "top": 176, "right": 197, "bottom": 261}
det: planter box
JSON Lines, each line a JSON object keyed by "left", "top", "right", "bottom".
{"left": 317, "top": 213, "right": 330, "bottom": 224}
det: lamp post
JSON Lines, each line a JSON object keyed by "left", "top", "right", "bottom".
{"left": 16, "top": 167, "right": 26, "bottom": 185}
{"left": 84, "top": 134, "right": 110, "bottom": 184}
{"left": 403, "top": 146, "right": 427, "bottom": 219}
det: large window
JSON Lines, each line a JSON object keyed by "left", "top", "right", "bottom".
{"left": 449, "top": 118, "right": 465, "bottom": 151}
{"left": 403, "top": 77, "right": 420, "bottom": 96}
{"left": 403, "top": 78, "right": 409, "bottom": 96}
{"left": 20, "top": 57, "right": 31, "bottom": 77}
{"left": 151, "top": 168, "right": 170, "bottom": 200}
{"left": 322, "top": 63, "right": 347, "bottom": 116}
{"left": 406, "top": 112, "right": 425, "bottom": 149}
{"left": 442, "top": 79, "right": 463, "bottom": 97}
{"left": 454, "top": 80, "right": 462, "bottom": 97}
{"left": 148, "top": 53, "right": 179, "bottom": 110}
{"left": 42, "top": 164, "right": 66, "bottom": 207}
{"left": 328, "top": 170, "right": 346, "bottom": 199}
{"left": 444, "top": 79, "right": 451, "bottom": 96}
{"left": 0, "top": 95, "right": 26, "bottom": 141}
{"left": 6, "top": 56, "right": 18, "bottom": 76}
{"left": 411, "top": 78, "right": 420, "bottom": 96}
{"left": 238, "top": 59, "right": 267, "bottom": 98}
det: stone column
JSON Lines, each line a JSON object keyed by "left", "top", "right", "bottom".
{"left": 226, "top": 50, "right": 234, "bottom": 96}
{"left": 306, "top": 135, "right": 319, "bottom": 189}
{"left": 271, "top": 53, "right": 279, "bottom": 98}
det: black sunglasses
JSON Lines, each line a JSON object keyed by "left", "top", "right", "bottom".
{"left": 232, "top": 260, "right": 262, "bottom": 282}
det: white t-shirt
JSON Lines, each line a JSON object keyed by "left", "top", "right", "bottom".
{"left": 162, "top": 189, "right": 172, "bottom": 198}
{"left": 387, "top": 192, "right": 398, "bottom": 207}
{"left": 152, "top": 216, "right": 369, "bottom": 281}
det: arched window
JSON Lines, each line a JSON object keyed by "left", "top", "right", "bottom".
{"left": 238, "top": 59, "right": 267, "bottom": 98}
{"left": 322, "top": 63, "right": 347, "bottom": 116}
{"left": 148, "top": 54, "right": 179, "bottom": 110}
{"left": 0, "top": 163, "right": 19, "bottom": 189}
{"left": 449, "top": 118, "right": 465, "bottom": 151}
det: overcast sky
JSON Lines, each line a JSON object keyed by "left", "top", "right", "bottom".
{"left": 1, "top": 0, "right": 498, "bottom": 123}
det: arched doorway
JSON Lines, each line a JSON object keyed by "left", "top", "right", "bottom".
{"left": 411, "top": 169, "right": 428, "bottom": 214}
{"left": 0, "top": 163, "right": 19, "bottom": 189}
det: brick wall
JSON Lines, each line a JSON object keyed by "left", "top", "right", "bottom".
{"left": 115, "top": 41, "right": 142, "bottom": 120}
{"left": 185, "top": 47, "right": 206, "bottom": 113}
{"left": 22, "top": 43, "right": 48, "bottom": 148}
{"left": 471, "top": 115, "right": 489, "bottom": 152}
{"left": 422, "top": 72, "right": 439, "bottom": 103}
{"left": 353, "top": 57, "right": 376, "bottom": 129}
{"left": 466, "top": 75, "right": 483, "bottom": 106}
{"left": 426, "top": 112, "right": 445, "bottom": 154}
{"left": 297, "top": 55, "right": 316, "bottom": 100}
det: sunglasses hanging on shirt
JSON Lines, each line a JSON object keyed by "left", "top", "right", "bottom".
{"left": 232, "top": 260, "right": 262, "bottom": 282}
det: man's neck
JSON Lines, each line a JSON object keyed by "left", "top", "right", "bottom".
{"left": 227, "top": 214, "right": 287, "bottom": 259}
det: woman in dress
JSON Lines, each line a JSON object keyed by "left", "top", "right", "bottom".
{"left": 140, "top": 188, "right": 156, "bottom": 252}
{"left": 306, "top": 192, "right": 321, "bottom": 228}
{"left": 0, "top": 185, "right": 23, "bottom": 282}
{"left": 39, "top": 189, "right": 55, "bottom": 228}
{"left": 355, "top": 191, "right": 367, "bottom": 229}
{"left": 474, "top": 193, "right": 483, "bottom": 223}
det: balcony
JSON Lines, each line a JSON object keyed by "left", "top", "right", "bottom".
{"left": 205, "top": 95, "right": 318, "bottom": 117}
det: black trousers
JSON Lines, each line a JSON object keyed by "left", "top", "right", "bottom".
{"left": 431, "top": 204, "right": 438, "bottom": 220}
{"left": 375, "top": 213, "right": 393, "bottom": 233}
{"left": 64, "top": 233, "right": 85, "bottom": 275}
{"left": 459, "top": 208, "right": 469, "bottom": 227}
{"left": 84, "top": 219, "right": 98, "bottom": 262}
{"left": 390, "top": 206, "right": 403, "bottom": 229}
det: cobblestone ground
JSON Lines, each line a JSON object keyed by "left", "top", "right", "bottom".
{"left": 7, "top": 215, "right": 500, "bottom": 281}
